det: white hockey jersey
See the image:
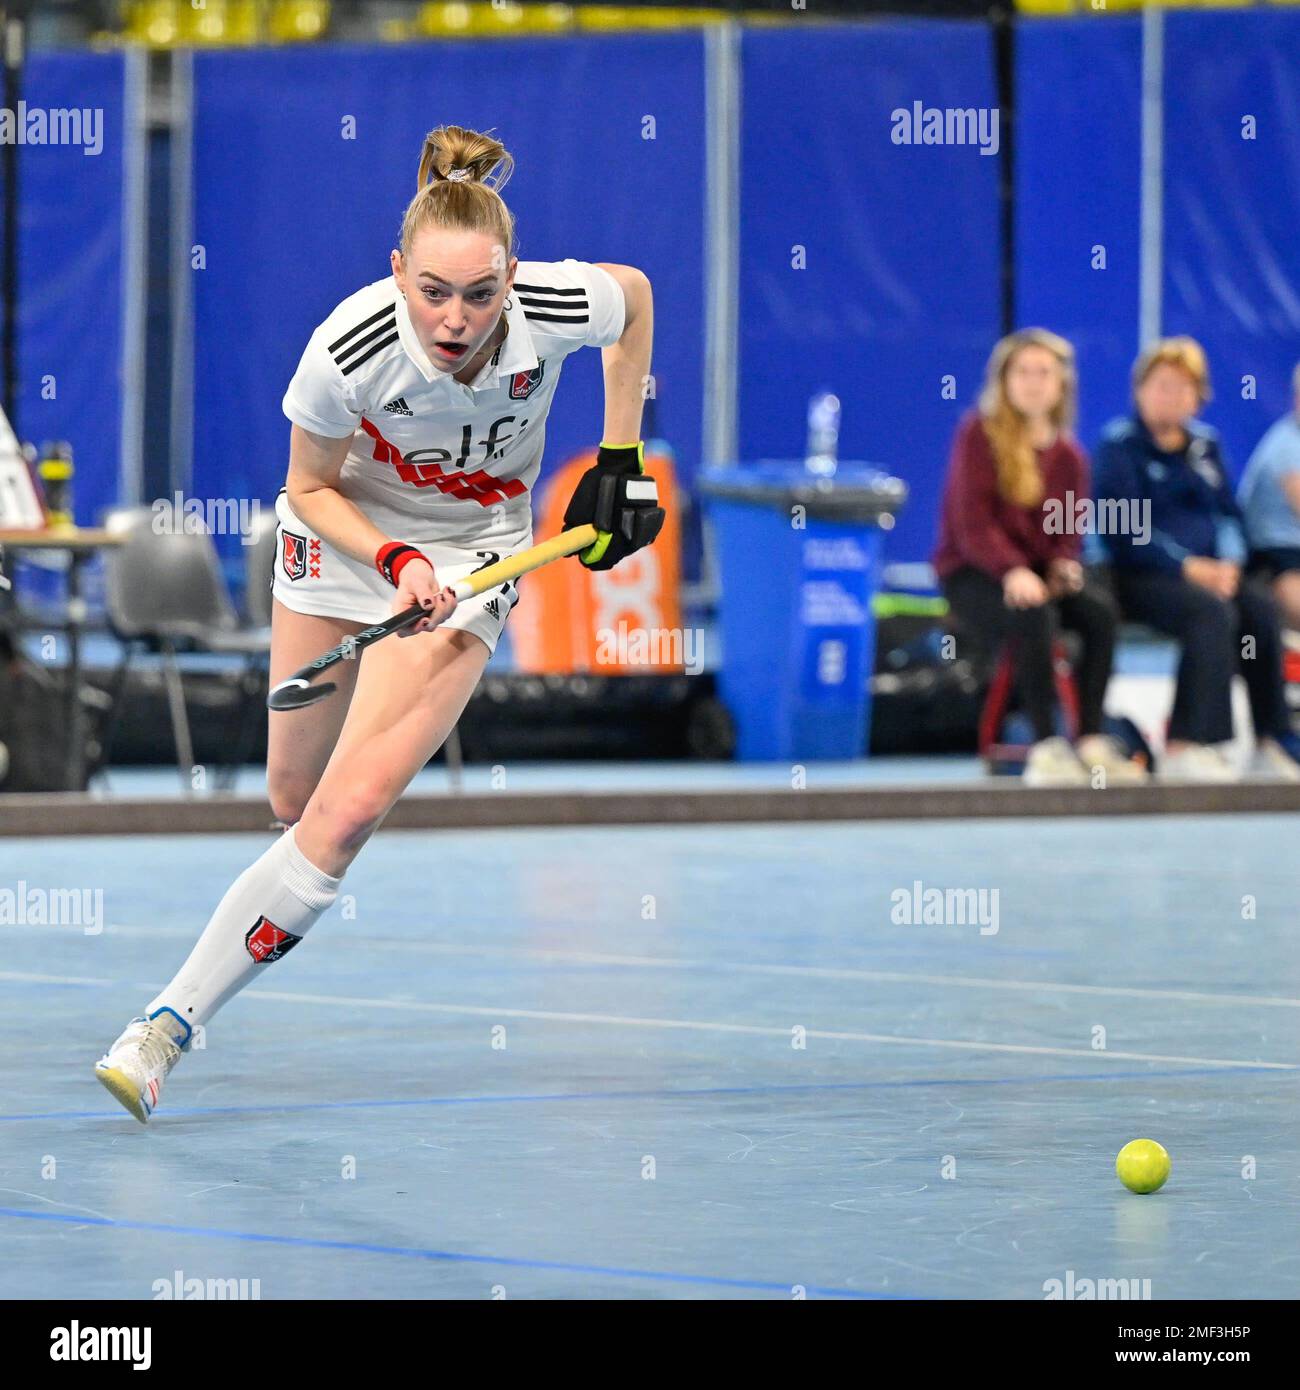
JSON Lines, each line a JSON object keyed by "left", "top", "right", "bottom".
{"left": 281, "top": 258, "right": 626, "bottom": 537}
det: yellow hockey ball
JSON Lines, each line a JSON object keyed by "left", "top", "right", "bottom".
{"left": 1116, "top": 1138, "right": 1170, "bottom": 1194}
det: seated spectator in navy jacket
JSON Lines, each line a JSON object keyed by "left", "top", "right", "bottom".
{"left": 934, "top": 329, "right": 1138, "bottom": 786}
{"left": 1095, "top": 337, "right": 1299, "bottom": 782}
{"left": 1239, "top": 361, "right": 1300, "bottom": 634}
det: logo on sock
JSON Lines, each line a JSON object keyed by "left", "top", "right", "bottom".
{"left": 245, "top": 915, "right": 302, "bottom": 963}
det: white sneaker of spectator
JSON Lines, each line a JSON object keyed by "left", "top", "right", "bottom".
{"left": 1244, "top": 738, "right": 1300, "bottom": 782}
{"left": 1023, "top": 736, "right": 1089, "bottom": 786}
{"left": 1157, "top": 743, "right": 1238, "bottom": 783}
{"left": 1075, "top": 733, "right": 1148, "bottom": 784}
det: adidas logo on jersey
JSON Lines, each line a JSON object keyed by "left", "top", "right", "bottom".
{"left": 382, "top": 397, "right": 413, "bottom": 416}
{"left": 484, "top": 597, "right": 501, "bottom": 620}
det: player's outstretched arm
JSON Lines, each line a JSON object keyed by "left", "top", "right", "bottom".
{"left": 595, "top": 263, "right": 653, "bottom": 445}
{"left": 562, "top": 265, "right": 664, "bottom": 571}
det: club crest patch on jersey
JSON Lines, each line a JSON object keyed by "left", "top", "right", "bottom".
{"left": 246, "top": 915, "right": 301, "bottom": 964}
{"left": 282, "top": 529, "right": 307, "bottom": 582}
{"left": 509, "top": 361, "right": 545, "bottom": 401}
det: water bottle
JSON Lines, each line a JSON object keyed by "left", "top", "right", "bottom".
{"left": 805, "top": 392, "right": 840, "bottom": 477}
{"left": 37, "top": 440, "right": 74, "bottom": 529}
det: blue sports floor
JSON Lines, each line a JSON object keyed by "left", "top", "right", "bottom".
{"left": 2, "top": 812, "right": 1297, "bottom": 1299}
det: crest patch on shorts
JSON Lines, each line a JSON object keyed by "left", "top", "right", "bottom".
{"left": 282, "top": 529, "right": 307, "bottom": 582}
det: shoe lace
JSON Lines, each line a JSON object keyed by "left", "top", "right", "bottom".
{"left": 137, "top": 1023, "right": 181, "bottom": 1073}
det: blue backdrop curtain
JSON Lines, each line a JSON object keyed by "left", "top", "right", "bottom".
{"left": 1014, "top": 15, "right": 1143, "bottom": 466}
{"left": 737, "top": 19, "right": 1002, "bottom": 567}
{"left": 1162, "top": 10, "right": 1300, "bottom": 481}
{"left": 12, "top": 51, "right": 127, "bottom": 525}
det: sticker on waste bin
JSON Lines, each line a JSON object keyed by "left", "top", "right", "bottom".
{"left": 802, "top": 628, "right": 861, "bottom": 695}
{"left": 800, "top": 576, "right": 869, "bottom": 701}
{"left": 800, "top": 580, "right": 868, "bottom": 626}
{"left": 803, "top": 537, "right": 869, "bottom": 571}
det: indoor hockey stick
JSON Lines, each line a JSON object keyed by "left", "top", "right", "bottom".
{"left": 267, "top": 522, "right": 598, "bottom": 711}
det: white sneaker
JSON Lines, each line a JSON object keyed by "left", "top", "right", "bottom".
{"left": 1157, "top": 743, "right": 1238, "bottom": 783}
{"left": 1075, "top": 733, "right": 1149, "bottom": 785}
{"left": 1245, "top": 738, "right": 1300, "bottom": 782}
{"left": 1023, "top": 736, "right": 1089, "bottom": 786}
{"left": 94, "top": 1007, "right": 191, "bottom": 1123}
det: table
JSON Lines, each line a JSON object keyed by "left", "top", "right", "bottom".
{"left": 0, "top": 528, "right": 127, "bottom": 789}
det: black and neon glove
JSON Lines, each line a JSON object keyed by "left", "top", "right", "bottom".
{"left": 562, "top": 442, "right": 665, "bottom": 571}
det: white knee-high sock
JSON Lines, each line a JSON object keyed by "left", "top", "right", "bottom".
{"left": 146, "top": 825, "right": 343, "bottom": 1032}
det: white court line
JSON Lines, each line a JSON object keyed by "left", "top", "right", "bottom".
{"left": 324, "top": 941, "right": 1300, "bottom": 1011}
{"left": 0, "top": 969, "right": 112, "bottom": 987}
{"left": 5, "top": 968, "right": 1291, "bottom": 1070}
{"left": 71, "top": 928, "right": 1300, "bottom": 1010}
{"left": 226, "top": 987, "right": 1297, "bottom": 1071}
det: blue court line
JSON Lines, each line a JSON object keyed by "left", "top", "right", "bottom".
{"left": 0, "top": 1208, "right": 905, "bottom": 1299}
{"left": 1, "top": 1064, "right": 1286, "bottom": 1124}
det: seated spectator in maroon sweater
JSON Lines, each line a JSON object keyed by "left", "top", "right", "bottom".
{"left": 933, "top": 328, "right": 1138, "bottom": 786}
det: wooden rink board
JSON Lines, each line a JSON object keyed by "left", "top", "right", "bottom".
{"left": 0, "top": 528, "right": 125, "bottom": 548}
{"left": 4, "top": 781, "right": 1300, "bottom": 837}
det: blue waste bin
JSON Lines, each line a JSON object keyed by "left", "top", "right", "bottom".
{"left": 700, "top": 461, "right": 907, "bottom": 761}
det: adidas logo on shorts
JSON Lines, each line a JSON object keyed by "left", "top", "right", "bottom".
{"left": 382, "top": 396, "right": 413, "bottom": 416}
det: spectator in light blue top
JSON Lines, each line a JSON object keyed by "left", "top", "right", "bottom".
{"left": 1240, "top": 362, "right": 1300, "bottom": 633}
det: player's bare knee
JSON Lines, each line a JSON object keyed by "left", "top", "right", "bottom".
{"left": 315, "top": 785, "right": 391, "bottom": 852}
{"left": 267, "top": 773, "right": 314, "bottom": 827}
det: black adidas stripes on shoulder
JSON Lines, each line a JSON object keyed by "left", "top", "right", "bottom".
{"left": 514, "top": 282, "right": 590, "bottom": 326}
{"left": 329, "top": 303, "right": 398, "bottom": 375}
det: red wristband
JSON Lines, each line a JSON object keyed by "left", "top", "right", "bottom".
{"left": 375, "top": 541, "right": 426, "bottom": 587}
